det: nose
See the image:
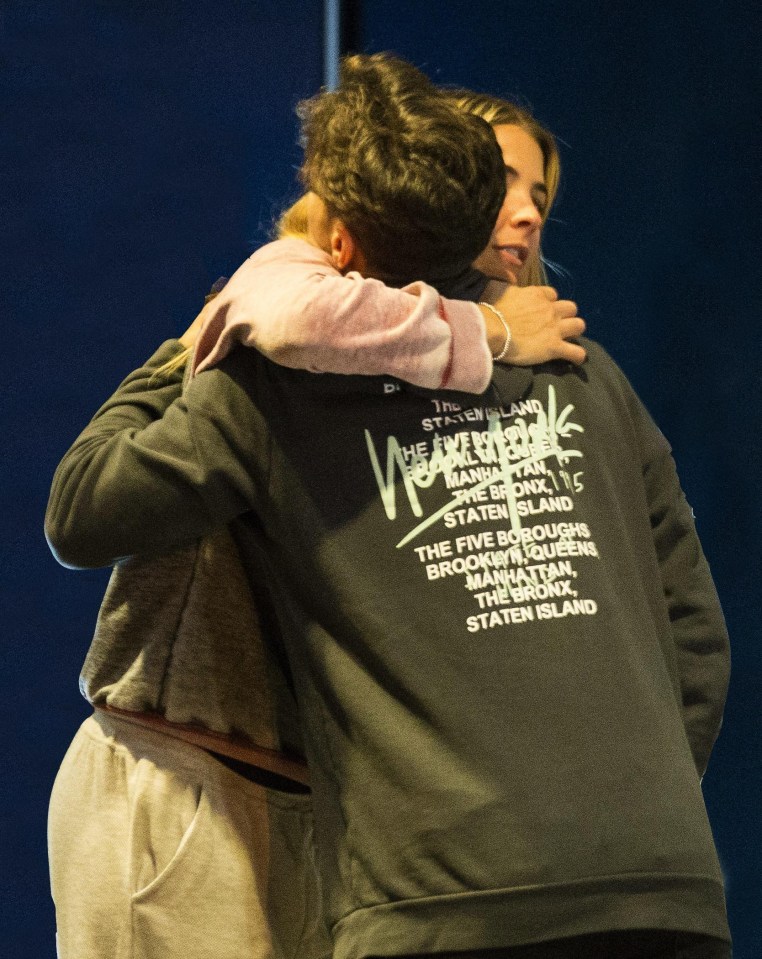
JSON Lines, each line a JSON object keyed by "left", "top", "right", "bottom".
{"left": 510, "top": 195, "right": 542, "bottom": 230}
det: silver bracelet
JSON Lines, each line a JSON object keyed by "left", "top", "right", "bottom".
{"left": 479, "top": 302, "right": 511, "bottom": 361}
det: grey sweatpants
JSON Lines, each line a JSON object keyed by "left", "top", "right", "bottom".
{"left": 48, "top": 711, "right": 331, "bottom": 959}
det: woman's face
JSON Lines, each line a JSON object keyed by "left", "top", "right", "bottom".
{"left": 472, "top": 124, "right": 547, "bottom": 284}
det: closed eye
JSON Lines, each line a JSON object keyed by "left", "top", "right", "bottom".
{"left": 505, "top": 165, "right": 548, "bottom": 215}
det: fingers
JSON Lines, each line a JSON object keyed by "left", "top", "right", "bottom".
{"left": 543, "top": 315, "right": 587, "bottom": 366}
{"left": 552, "top": 316, "right": 586, "bottom": 365}
{"left": 554, "top": 299, "right": 578, "bottom": 319}
{"left": 559, "top": 316, "right": 586, "bottom": 339}
{"left": 539, "top": 286, "right": 559, "bottom": 301}
{"left": 555, "top": 339, "right": 587, "bottom": 366}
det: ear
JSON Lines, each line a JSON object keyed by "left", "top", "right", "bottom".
{"left": 330, "top": 221, "right": 366, "bottom": 273}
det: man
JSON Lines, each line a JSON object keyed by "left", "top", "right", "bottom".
{"left": 47, "top": 54, "right": 730, "bottom": 959}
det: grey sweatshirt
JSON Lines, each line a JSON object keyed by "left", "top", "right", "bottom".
{"left": 68, "top": 345, "right": 306, "bottom": 766}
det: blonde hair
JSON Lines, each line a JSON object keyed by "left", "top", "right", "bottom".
{"left": 446, "top": 89, "right": 561, "bottom": 286}
{"left": 274, "top": 193, "right": 310, "bottom": 241}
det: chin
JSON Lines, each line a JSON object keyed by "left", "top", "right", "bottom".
{"left": 487, "top": 265, "right": 518, "bottom": 285}
{"left": 473, "top": 253, "right": 512, "bottom": 284}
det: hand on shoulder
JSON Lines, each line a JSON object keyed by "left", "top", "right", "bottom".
{"left": 482, "top": 283, "right": 586, "bottom": 367}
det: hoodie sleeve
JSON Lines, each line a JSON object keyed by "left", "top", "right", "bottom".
{"left": 44, "top": 343, "right": 269, "bottom": 570}
{"left": 191, "top": 238, "right": 492, "bottom": 394}
{"left": 634, "top": 400, "right": 730, "bottom": 778}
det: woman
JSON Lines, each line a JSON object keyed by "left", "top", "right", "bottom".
{"left": 47, "top": 74, "right": 729, "bottom": 957}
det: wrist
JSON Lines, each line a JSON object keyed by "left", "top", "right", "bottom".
{"left": 479, "top": 302, "right": 511, "bottom": 361}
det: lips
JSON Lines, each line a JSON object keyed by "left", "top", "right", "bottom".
{"left": 494, "top": 245, "right": 528, "bottom": 267}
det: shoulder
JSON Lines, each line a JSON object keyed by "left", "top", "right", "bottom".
{"left": 579, "top": 337, "right": 624, "bottom": 375}
{"left": 242, "top": 236, "right": 333, "bottom": 271}
{"left": 183, "top": 345, "right": 273, "bottom": 424}
{"left": 580, "top": 338, "right": 671, "bottom": 456}
{"left": 574, "top": 337, "right": 642, "bottom": 402}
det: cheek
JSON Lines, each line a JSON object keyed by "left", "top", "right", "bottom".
{"left": 490, "top": 198, "right": 513, "bottom": 240}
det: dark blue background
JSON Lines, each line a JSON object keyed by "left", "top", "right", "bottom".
{"left": 2, "top": 1, "right": 759, "bottom": 955}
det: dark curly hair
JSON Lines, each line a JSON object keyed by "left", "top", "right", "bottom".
{"left": 298, "top": 53, "right": 506, "bottom": 284}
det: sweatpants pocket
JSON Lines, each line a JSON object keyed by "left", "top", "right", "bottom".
{"left": 128, "top": 758, "right": 209, "bottom": 902}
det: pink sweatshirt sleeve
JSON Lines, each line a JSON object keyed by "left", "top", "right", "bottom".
{"left": 191, "top": 238, "right": 492, "bottom": 393}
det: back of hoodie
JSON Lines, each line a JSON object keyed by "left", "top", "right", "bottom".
{"left": 45, "top": 331, "right": 731, "bottom": 959}
{"left": 219, "top": 341, "right": 730, "bottom": 959}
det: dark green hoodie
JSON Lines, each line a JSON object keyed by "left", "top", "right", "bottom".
{"left": 46, "top": 338, "right": 730, "bottom": 956}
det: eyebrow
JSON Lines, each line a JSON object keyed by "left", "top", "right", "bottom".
{"left": 505, "top": 164, "right": 548, "bottom": 200}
